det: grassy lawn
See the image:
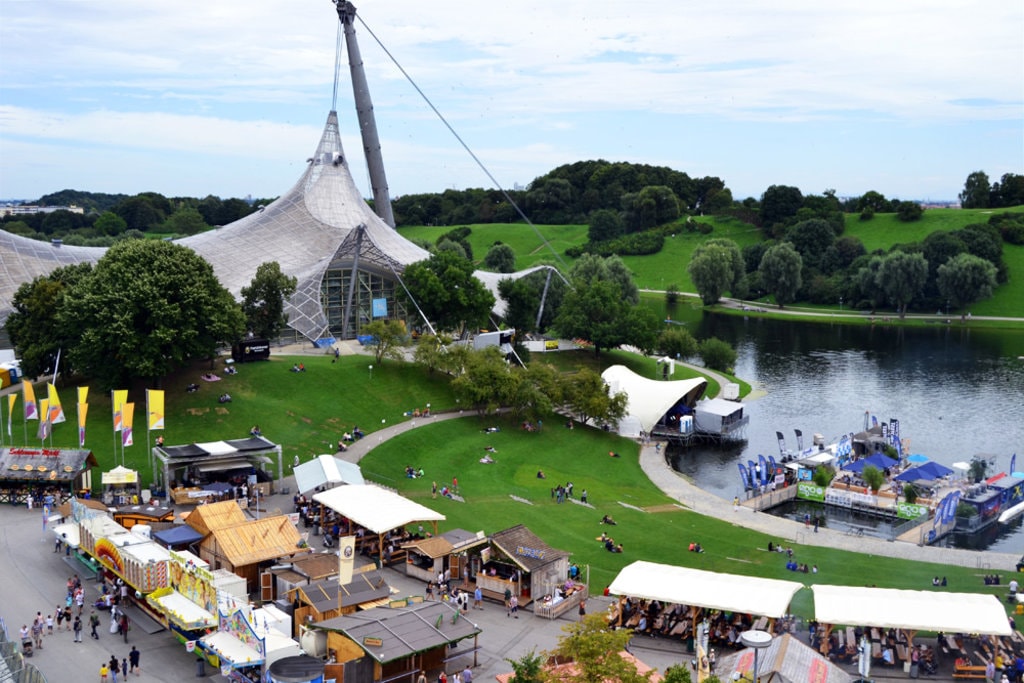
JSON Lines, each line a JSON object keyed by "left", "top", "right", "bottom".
{"left": 399, "top": 206, "right": 1024, "bottom": 320}
{"left": 32, "top": 352, "right": 1015, "bottom": 623}
{"left": 360, "top": 413, "right": 1014, "bottom": 621}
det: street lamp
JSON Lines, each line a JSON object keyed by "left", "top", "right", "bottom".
{"left": 839, "top": 296, "right": 843, "bottom": 312}
{"left": 368, "top": 364, "right": 373, "bottom": 380}
{"left": 733, "top": 630, "right": 772, "bottom": 683}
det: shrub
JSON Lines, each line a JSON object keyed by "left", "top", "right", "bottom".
{"left": 698, "top": 337, "right": 736, "bottom": 372}
{"left": 665, "top": 284, "right": 680, "bottom": 305}
{"left": 859, "top": 207, "right": 875, "bottom": 221}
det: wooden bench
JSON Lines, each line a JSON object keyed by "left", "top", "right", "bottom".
{"left": 952, "top": 666, "right": 987, "bottom": 680}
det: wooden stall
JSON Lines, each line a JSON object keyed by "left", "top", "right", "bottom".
{"left": 480, "top": 525, "right": 571, "bottom": 608}
{"left": 114, "top": 503, "right": 174, "bottom": 530}
{"left": 198, "top": 514, "right": 311, "bottom": 593}
{"left": 402, "top": 528, "right": 487, "bottom": 584}
{"left": 0, "top": 446, "right": 98, "bottom": 504}
{"left": 286, "top": 566, "right": 391, "bottom": 636}
{"left": 101, "top": 466, "right": 141, "bottom": 506}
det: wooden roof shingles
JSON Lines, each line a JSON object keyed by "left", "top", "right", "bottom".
{"left": 204, "top": 515, "right": 309, "bottom": 567}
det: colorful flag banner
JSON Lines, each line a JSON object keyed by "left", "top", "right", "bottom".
{"left": 78, "top": 403, "right": 89, "bottom": 447}
{"left": 23, "top": 383, "right": 38, "bottom": 421}
{"left": 77, "top": 386, "right": 89, "bottom": 404}
{"left": 121, "top": 402, "right": 134, "bottom": 447}
{"left": 146, "top": 389, "right": 165, "bottom": 431}
{"left": 47, "top": 384, "right": 66, "bottom": 424}
{"left": 37, "top": 399, "right": 50, "bottom": 440}
{"left": 112, "top": 390, "right": 128, "bottom": 432}
{"left": 6, "top": 394, "right": 16, "bottom": 437}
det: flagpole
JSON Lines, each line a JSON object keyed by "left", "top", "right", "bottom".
{"left": 0, "top": 396, "right": 5, "bottom": 448}
{"left": 146, "top": 390, "right": 152, "bottom": 487}
{"left": 112, "top": 390, "right": 118, "bottom": 462}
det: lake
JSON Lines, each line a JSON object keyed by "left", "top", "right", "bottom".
{"left": 668, "top": 313, "right": 1024, "bottom": 553}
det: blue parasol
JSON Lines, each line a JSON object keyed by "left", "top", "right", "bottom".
{"left": 906, "top": 454, "right": 929, "bottom": 463}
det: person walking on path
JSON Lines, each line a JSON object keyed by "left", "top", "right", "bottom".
{"left": 578, "top": 598, "right": 586, "bottom": 621}
{"left": 119, "top": 613, "right": 129, "bottom": 643}
{"left": 31, "top": 615, "right": 44, "bottom": 649}
{"left": 72, "top": 615, "right": 83, "bottom": 642}
{"left": 121, "top": 657, "right": 128, "bottom": 680}
{"left": 814, "top": 516, "right": 820, "bottom": 533}
{"left": 45, "top": 611, "right": 54, "bottom": 636}
{"left": 109, "top": 655, "right": 120, "bottom": 683}
{"left": 462, "top": 666, "right": 473, "bottom": 683}
{"left": 100, "top": 663, "right": 109, "bottom": 683}
{"left": 129, "top": 646, "right": 140, "bottom": 676}
{"left": 89, "top": 610, "right": 101, "bottom": 639}
{"left": 417, "top": 674, "right": 427, "bottom": 683}
{"left": 473, "top": 586, "right": 482, "bottom": 610}
{"left": 508, "top": 594, "right": 519, "bottom": 618}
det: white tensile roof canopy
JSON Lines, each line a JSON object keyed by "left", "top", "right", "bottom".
{"left": 608, "top": 560, "right": 803, "bottom": 619}
{"left": 293, "top": 454, "right": 365, "bottom": 494}
{"left": 313, "top": 484, "right": 445, "bottom": 535}
{"left": 601, "top": 365, "right": 707, "bottom": 435}
{"left": 812, "top": 585, "right": 1012, "bottom": 634}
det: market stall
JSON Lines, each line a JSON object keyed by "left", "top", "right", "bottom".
{"left": 101, "top": 465, "right": 141, "bottom": 506}
{"left": 0, "top": 446, "right": 98, "bottom": 504}
{"left": 198, "top": 514, "right": 311, "bottom": 593}
{"left": 152, "top": 436, "right": 283, "bottom": 493}
{"left": 114, "top": 503, "right": 174, "bottom": 530}
{"left": 402, "top": 528, "right": 487, "bottom": 584}
{"left": 479, "top": 525, "right": 571, "bottom": 608}
{"left": 78, "top": 514, "right": 171, "bottom": 594}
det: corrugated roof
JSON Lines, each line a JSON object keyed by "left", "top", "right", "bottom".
{"left": 716, "top": 633, "right": 852, "bottom": 683}
{"left": 312, "top": 601, "right": 480, "bottom": 664}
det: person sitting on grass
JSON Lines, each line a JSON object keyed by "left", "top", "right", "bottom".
{"left": 536, "top": 470, "right": 546, "bottom": 479}
{"left": 601, "top": 514, "right": 617, "bottom": 525}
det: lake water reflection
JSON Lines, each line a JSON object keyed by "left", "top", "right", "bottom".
{"left": 668, "top": 314, "right": 1024, "bottom": 553}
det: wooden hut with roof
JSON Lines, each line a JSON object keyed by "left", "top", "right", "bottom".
{"left": 199, "top": 514, "right": 311, "bottom": 593}
{"left": 478, "top": 524, "right": 571, "bottom": 607}
{"left": 286, "top": 567, "right": 393, "bottom": 636}
{"left": 183, "top": 499, "right": 247, "bottom": 537}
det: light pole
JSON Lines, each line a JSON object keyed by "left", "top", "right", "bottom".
{"left": 733, "top": 630, "right": 772, "bottom": 683}
{"left": 839, "top": 296, "right": 843, "bottom": 312}
{"left": 368, "top": 364, "right": 373, "bottom": 380}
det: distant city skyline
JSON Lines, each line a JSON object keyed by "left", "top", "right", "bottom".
{"left": 1, "top": 1, "right": 1021, "bottom": 204}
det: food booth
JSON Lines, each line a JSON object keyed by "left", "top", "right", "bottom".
{"left": 200, "top": 603, "right": 302, "bottom": 683}
{"left": 114, "top": 502, "right": 175, "bottom": 530}
{"left": 198, "top": 514, "right": 311, "bottom": 593}
{"left": 0, "top": 446, "right": 98, "bottom": 504}
{"left": 402, "top": 528, "right": 487, "bottom": 584}
{"left": 101, "top": 465, "right": 141, "bottom": 506}
{"left": 477, "top": 525, "right": 571, "bottom": 610}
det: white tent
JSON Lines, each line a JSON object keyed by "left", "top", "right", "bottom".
{"left": 313, "top": 484, "right": 445, "bottom": 534}
{"left": 608, "top": 560, "right": 803, "bottom": 619}
{"left": 293, "top": 454, "right": 364, "bottom": 494}
{"left": 812, "top": 585, "right": 1011, "bottom": 634}
{"left": 601, "top": 365, "right": 707, "bottom": 437}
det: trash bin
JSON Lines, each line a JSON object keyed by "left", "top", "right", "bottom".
{"left": 910, "top": 662, "right": 919, "bottom": 678}
{"left": 196, "top": 657, "right": 206, "bottom": 677}
{"left": 313, "top": 524, "right": 320, "bottom": 536}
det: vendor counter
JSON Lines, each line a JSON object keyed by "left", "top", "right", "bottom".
{"left": 535, "top": 584, "right": 588, "bottom": 620}
{"left": 476, "top": 572, "right": 527, "bottom": 600}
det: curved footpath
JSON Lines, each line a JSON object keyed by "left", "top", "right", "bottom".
{"left": 336, "top": 410, "right": 1020, "bottom": 571}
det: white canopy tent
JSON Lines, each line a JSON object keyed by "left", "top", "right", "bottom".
{"left": 812, "top": 585, "right": 1012, "bottom": 634}
{"left": 313, "top": 484, "right": 445, "bottom": 535}
{"left": 601, "top": 365, "right": 707, "bottom": 437}
{"left": 608, "top": 560, "right": 803, "bottom": 619}
{"left": 293, "top": 454, "right": 365, "bottom": 494}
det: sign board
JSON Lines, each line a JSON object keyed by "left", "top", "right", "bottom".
{"left": 231, "top": 339, "right": 271, "bottom": 363}
{"left": 797, "top": 483, "right": 826, "bottom": 502}
{"left": 363, "top": 637, "right": 383, "bottom": 647}
{"left": 896, "top": 502, "right": 929, "bottom": 520}
{"left": 371, "top": 298, "right": 388, "bottom": 318}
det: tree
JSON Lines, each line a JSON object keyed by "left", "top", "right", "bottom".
{"left": 758, "top": 243, "right": 803, "bottom": 308}
{"left": 569, "top": 254, "right": 639, "bottom": 305}
{"left": 543, "top": 614, "right": 654, "bottom": 683}
{"left": 876, "top": 251, "right": 928, "bottom": 318}
{"left": 362, "top": 320, "right": 409, "bottom": 364}
{"left": 498, "top": 269, "right": 567, "bottom": 335}
{"left": 510, "top": 362, "right": 562, "bottom": 421}
{"left": 627, "top": 185, "right": 680, "bottom": 230}
{"left": 505, "top": 649, "right": 544, "bottom": 683}
{"left": 786, "top": 218, "right": 835, "bottom": 269}
{"left": 688, "top": 239, "right": 744, "bottom": 305}
{"left": 937, "top": 253, "right": 998, "bottom": 309}
{"left": 400, "top": 250, "right": 496, "bottom": 336}
{"left": 483, "top": 243, "right": 516, "bottom": 273}
{"left": 699, "top": 337, "right": 737, "bottom": 372}
{"left": 990, "top": 172, "right": 1024, "bottom": 208}
{"left": 760, "top": 185, "right": 804, "bottom": 230}
{"left": 61, "top": 240, "right": 245, "bottom": 388}
{"left": 959, "top": 171, "right": 991, "bottom": 208}
{"left": 94, "top": 211, "right": 127, "bottom": 237}
{"left": 241, "top": 261, "right": 298, "bottom": 340}
{"left": 862, "top": 465, "right": 885, "bottom": 494}
{"left": 563, "top": 369, "right": 627, "bottom": 427}
{"left": 587, "top": 209, "right": 625, "bottom": 242}
{"left": 856, "top": 190, "right": 891, "bottom": 213}
{"left": 412, "top": 333, "right": 447, "bottom": 374}
{"left": 451, "top": 347, "right": 519, "bottom": 415}
{"left": 5, "top": 264, "right": 93, "bottom": 379}
{"left": 895, "top": 201, "right": 924, "bottom": 222}
{"left": 163, "top": 206, "right": 209, "bottom": 235}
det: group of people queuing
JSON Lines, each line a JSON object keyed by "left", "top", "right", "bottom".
{"left": 417, "top": 664, "right": 474, "bottom": 683}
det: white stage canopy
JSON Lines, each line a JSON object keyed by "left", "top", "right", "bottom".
{"left": 313, "top": 484, "right": 445, "bottom": 535}
{"left": 608, "top": 560, "right": 803, "bottom": 619}
{"left": 294, "top": 454, "right": 364, "bottom": 494}
{"left": 812, "top": 585, "right": 1011, "bottom": 634}
{"left": 601, "top": 365, "right": 707, "bottom": 436}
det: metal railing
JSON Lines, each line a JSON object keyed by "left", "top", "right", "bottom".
{"left": 0, "top": 617, "right": 48, "bottom": 683}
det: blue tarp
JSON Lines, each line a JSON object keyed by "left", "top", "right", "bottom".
{"left": 153, "top": 525, "right": 204, "bottom": 547}
{"left": 894, "top": 461, "right": 955, "bottom": 482}
{"left": 843, "top": 453, "right": 898, "bottom": 474}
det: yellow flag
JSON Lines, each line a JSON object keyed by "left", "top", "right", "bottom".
{"left": 78, "top": 403, "right": 89, "bottom": 447}
{"left": 23, "top": 382, "right": 38, "bottom": 420}
{"left": 77, "top": 386, "right": 89, "bottom": 404}
{"left": 112, "top": 389, "right": 128, "bottom": 432}
{"left": 6, "top": 394, "right": 16, "bottom": 437}
{"left": 121, "top": 402, "right": 134, "bottom": 447}
{"left": 47, "top": 384, "right": 66, "bottom": 424}
{"left": 146, "top": 389, "right": 165, "bottom": 431}
{"left": 37, "top": 399, "right": 50, "bottom": 440}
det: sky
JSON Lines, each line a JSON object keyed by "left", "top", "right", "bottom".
{"left": 1, "top": 1, "right": 1022, "bottom": 204}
